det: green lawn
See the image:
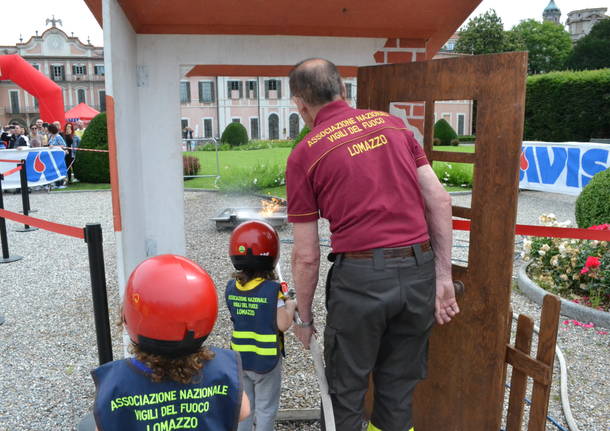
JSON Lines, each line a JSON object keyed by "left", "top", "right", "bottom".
{"left": 431, "top": 144, "right": 475, "bottom": 190}
{"left": 65, "top": 144, "right": 475, "bottom": 195}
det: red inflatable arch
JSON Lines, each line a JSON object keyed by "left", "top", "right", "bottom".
{"left": 0, "top": 54, "right": 65, "bottom": 126}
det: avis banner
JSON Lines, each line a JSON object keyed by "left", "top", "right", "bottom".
{"left": 519, "top": 141, "right": 609, "bottom": 196}
{"left": 0, "top": 148, "right": 67, "bottom": 189}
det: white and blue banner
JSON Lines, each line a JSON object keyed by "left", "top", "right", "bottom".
{"left": 0, "top": 148, "right": 67, "bottom": 190}
{"left": 519, "top": 141, "right": 609, "bottom": 196}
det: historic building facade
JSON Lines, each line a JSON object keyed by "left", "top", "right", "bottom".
{"left": 566, "top": 8, "right": 609, "bottom": 42}
{"left": 0, "top": 21, "right": 105, "bottom": 127}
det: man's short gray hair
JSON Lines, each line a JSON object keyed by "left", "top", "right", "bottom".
{"left": 289, "top": 58, "right": 343, "bottom": 106}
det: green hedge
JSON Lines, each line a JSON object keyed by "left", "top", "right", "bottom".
{"left": 220, "top": 122, "right": 248, "bottom": 147}
{"left": 292, "top": 126, "right": 310, "bottom": 149}
{"left": 525, "top": 69, "right": 610, "bottom": 141}
{"left": 575, "top": 168, "right": 610, "bottom": 228}
{"left": 73, "top": 112, "right": 109, "bottom": 183}
{"left": 433, "top": 119, "right": 459, "bottom": 146}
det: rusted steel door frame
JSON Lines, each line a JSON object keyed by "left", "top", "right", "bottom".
{"left": 357, "top": 52, "right": 528, "bottom": 430}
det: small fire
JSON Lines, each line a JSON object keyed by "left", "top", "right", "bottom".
{"left": 259, "top": 198, "right": 282, "bottom": 217}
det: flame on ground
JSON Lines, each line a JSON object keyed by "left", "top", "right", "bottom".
{"left": 259, "top": 198, "right": 282, "bottom": 217}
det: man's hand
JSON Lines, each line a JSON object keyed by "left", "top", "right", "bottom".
{"left": 435, "top": 277, "right": 460, "bottom": 325}
{"left": 293, "top": 324, "right": 316, "bottom": 350}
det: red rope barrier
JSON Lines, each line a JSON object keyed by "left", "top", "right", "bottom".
{"left": 0, "top": 159, "right": 20, "bottom": 163}
{"left": 0, "top": 208, "right": 85, "bottom": 239}
{"left": 1, "top": 165, "right": 22, "bottom": 177}
{"left": 453, "top": 219, "right": 610, "bottom": 241}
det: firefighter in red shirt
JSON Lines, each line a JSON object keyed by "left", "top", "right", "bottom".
{"left": 286, "top": 58, "right": 460, "bottom": 431}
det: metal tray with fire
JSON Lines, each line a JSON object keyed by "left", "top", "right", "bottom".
{"left": 211, "top": 198, "right": 287, "bottom": 230}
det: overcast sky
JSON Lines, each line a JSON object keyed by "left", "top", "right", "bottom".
{"left": 0, "top": 0, "right": 608, "bottom": 46}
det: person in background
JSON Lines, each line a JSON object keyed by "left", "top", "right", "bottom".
{"left": 10, "top": 124, "right": 28, "bottom": 149}
{"left": 74, "top": 120, "right": 85, "bottom": 139}
{"left": 61, "top": 122, "right": 80, "bottom": 184}
{"left": 29, "top": 124, "right": 42, "bottom": 148}
{"left": 91, "top": 255, "right": 250, "bottom": 431}
{"left": 48, "top": 124, "right": 67, "bottom": 188}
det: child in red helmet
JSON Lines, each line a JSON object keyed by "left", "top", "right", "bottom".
{"left": 91, "top": 254, "right": 250, "bottom": 431}
{"left": 226, "top": 220, "right": 296, "bottom": 431}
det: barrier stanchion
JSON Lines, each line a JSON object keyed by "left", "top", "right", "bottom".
{"left": 15, "top": 160, "right": 37, "bottom": 232}
{"left": 0, "top": 174, "right": 23, "bottom": 264}
{"left": 84, "top": 223, "right": 113, "bottom": 365}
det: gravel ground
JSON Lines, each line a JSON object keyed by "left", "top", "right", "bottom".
{"left": 0, "top": 189, "right": 607, "bottom": 431}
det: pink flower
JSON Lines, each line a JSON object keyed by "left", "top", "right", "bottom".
{"left": 580, "top": 267, "right": 589, "bottom": 274}
{"left": 597, "top": 331, "right": 609, "bottom": 335}
{"left": 562, "top": 320, "right": 570, "bottom": 325}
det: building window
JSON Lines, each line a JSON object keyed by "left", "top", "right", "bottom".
{"left": 10, "top": 90, "right": 19, "bottom": 114}
{"left": 250, "top": 118, "right": 259, "bottom": 139}
{"left": 99, "top": 90, "right": 106, "bottom": 112}
{"left": 94, "top": 65, "right": 105, "bottom": 75}
{"left": 198, "top": 81, "right": 215, "bottom": 103}
{"left": 180, "top": 82, "right": 191, "bottom": 104}
{"left": 265, "top": 80, "right": 282, "bottom": 99}
{"left": 247, "top": 81, "right": 257, "bottom": 99}
{"left": 457, "top": 114, "right": 465, "bottom": 136}
{"left": 181, "top": 119, "right": 189, "bottom": 131}
{"left": 203, "top": 119, "right": 213, "bottom": 138}
{"left": 77, "top": 89, "right": 86, "bottom": 104}
{"left": 289, "top": 113, "right": 300, "bottom": 139}
{"left": 232, "top": 118, "right": 241, "bottom": 123}
{"left": 227, "top": 81, "right": 243, "bottom": 99}
{"left": 72, "top": 64, "right": 87, "bottom": 75}
{"left": 30, "top": 63, "right": 40, "bottom": 71}
{"left": 268, "top": 114, "right": 279, "bottom": 140}
{"left": 51, "top": 65, "right": 65, "bottom": 81}
{"left": 345, "top": 83, "right": 353, "bottom": 99}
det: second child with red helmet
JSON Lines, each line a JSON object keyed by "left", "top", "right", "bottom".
{"left": 226, "top": 221, "right": 297, "bottom": 431}
{"left": 91, "top": 254, "right": 250, "bottom": 431}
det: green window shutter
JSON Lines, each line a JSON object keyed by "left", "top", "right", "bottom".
{"left": 227, "top": 81, "right": 232, "bottom": 99}
{"left": 265, "top": 80, "right": 269, "bottom": 99}
{"left": 239, "top": 81, "right": 243, "bottom": 99}
{"left": 198, "top": 82, "right": 203, "bottom": 102}
{"left": 277, "top": 80, "right": 282, "bottom": 99}
{"left": 210, "top": 81, "right": 215, "bottom": 102}
{"left": 253, "top": 81, "right": 258, "bottom": 99}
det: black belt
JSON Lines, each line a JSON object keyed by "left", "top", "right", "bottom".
{"left": 343, "top": 240, "right": 431, "bottom": 259}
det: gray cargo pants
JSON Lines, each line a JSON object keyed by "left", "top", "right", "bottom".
{"left": 324, "top": 245, "right": 436, "bottom": 431}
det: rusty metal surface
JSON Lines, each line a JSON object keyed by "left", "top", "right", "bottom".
{"left": 357, "top": 52, "right": 528, "bottom": 430}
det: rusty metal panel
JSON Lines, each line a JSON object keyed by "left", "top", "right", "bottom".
{"left": 357, "top": 52, "right": 528, "bottom": 430}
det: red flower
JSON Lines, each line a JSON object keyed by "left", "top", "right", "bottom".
{"left": 588, "top": 223, "right": 610, "bottom": 231}
{"left": 585, "top": 256, "right": 601, "bottom": 268}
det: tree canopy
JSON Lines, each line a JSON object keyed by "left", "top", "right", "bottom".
{"left": 455, "top": 9, "right": 525, "bottom": 55}
{"left": 565, "top": 18, "right": 610, "bottom": 71}
{"left": 511, "top": 19, "right": 573, "bottom": 74}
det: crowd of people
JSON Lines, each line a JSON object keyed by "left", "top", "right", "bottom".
{"left": 0, "top": 118, "right": 84, "bottom": 188}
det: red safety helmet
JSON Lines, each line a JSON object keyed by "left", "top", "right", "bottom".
{"left": 229, "top": 220, "right": 279, "bottom": 271}
{"left": 123, "top": 254, "right": 218, "bottom": 357}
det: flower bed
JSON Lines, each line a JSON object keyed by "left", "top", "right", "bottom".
{"left": 522, "top": 214, "right": 610, "bottom": 312}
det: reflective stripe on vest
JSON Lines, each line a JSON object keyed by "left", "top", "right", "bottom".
{"left": 232, "top": 330, "right": 277, "bottom": 343}
{"left": 230, "top": 342, "right": 277, "bottom": 356}
{"left": 367, "top": 424, "right": 414, "bottom": 431}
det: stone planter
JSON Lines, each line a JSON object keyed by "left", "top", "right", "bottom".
{"left": 517, "top": 263, "right": 610, "bottom": 329}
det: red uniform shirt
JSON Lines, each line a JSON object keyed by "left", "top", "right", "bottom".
{"left": 286, "top": 100, "right": 430, "bottom": 253}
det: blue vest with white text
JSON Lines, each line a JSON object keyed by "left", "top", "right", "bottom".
{"left": 91, "top": 347, "right": 242, "bottom": 431}
{"left": 225, "top": 279, "right": 282, "bottom": 373}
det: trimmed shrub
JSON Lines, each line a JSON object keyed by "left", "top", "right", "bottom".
{"left": 73, "top": 112, "right": 109, "bottom": 183}
{"left": 525, "top": 69, "right": 610, "bottom": 141}
{"left": 183, "top": 155, "right": 201, "bottom": 176}
{"left": 450, "top": 139, "right": 460, "bottom": 146}
{"left": 575, "top": 168, "right": 610, "bottom": 228}
{"left": 220, "top": 122, "right": 249, "bottom": 147}
{"left": 292, "top": 126, "right": 310, "bottom": 149}
{"left": 433, "top": 119, "right": 458, "bottom": 146}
